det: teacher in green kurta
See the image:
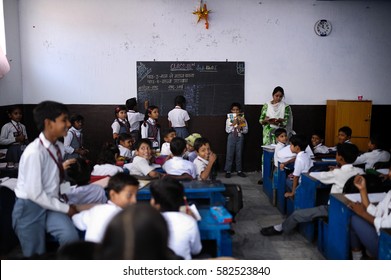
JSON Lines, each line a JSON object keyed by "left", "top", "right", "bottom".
{"left": 259, "top": 86, "right": 293, "bottom": 145}
{"left": 258, "top": 86, "right": 293, "bottom": 184}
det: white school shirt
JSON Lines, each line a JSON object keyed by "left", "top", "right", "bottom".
{"left": 14, "top": 133, "right": 69, "bottom": 213}
{"left": 367, "top": 190, "right": 391, "bottom": 235}
{"left": 118, "top": 145, "right": 132, "bottom": 159}
{"left": 160, "top": 142, "right": 171, "bottom": 156}
{"left": 124, "top": 156, "right": 160, "bottom": 176}
{"left": 277, "top": 145, "right": 313, "bottom": 164}
{"left": 353, "top": 149, "right": 391, "bottom": 170}
{"left": 309, "top": 164, "right": 364, "bottom": 194}
{"left": 63, "top": 126, "right": 82, "bottom": 154}
{"left": 168, "top": 106, "right": 190, "bottom": 128}
{"left": 313, "top": 143, "right": 329, "bottom": 154}
{"left": 274, "top": 142, "right": 286, "bottom": 167}
{"left": 127, "top": 110, "right": 144, "bottom": 131}
{"left": 0, "top": 120, "right": 28, "bottom": 145}
{"left": 111, "top": 119, "right": 130, "bottom": 134}
{"left": 193, "top": 156, "right": 209, "bottom": 180}
{"left": 141, "top": 118, "right": 161, "bottom": 146}
{"left": 163, "top": 212, "right": 202, "bottom": 260}
{"left": 91, "top": 164, "right": 123, "bottom": 176}
{"left": 292, "top": 151, "right": 313, "bottom": 178}
{"left": 163, "top": 156, "right": 197, "bottom": 179}
{"left": 72, "top": 200, "right": 122, "bottom": 243}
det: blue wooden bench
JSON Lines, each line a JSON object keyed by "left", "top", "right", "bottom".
{"left": 198, "top": 208, "right": 232, "bottom": 257}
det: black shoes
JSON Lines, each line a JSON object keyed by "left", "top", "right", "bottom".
{"left": 237, "top": 172, "right": 247, "bottom": 177}
{"left": 257, "top": 179, "right": 263, "bottom": 185}
{"left": 225, "top": 172, "right": 231, "bottom": 178}
{"left": 260, "top": 226, "right": 283, "bottom": 236}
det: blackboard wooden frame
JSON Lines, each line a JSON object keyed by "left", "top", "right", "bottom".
{"left": 136, "top": 61, "right": 245, "bottom": 116}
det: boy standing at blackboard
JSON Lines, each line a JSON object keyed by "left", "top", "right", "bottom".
{"left": 168, "top": 95, "right": 190, "bottom": 139}
{"left": 224, "top": 103, "right": 248, "bottom": 178}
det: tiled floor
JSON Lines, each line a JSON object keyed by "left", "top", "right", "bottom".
{"left": 216, "top": 171, "right": 324, "bottom": 260}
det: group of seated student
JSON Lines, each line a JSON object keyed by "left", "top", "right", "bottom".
{"left": 261, "top": 123, "right": 391, "bottom": 259}
{"left": 8, "top": 100, "right": 223, "bottom": 259}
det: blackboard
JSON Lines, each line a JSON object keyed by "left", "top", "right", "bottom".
{"left": 136, "top": 61, "right": 245, "bottom": 116}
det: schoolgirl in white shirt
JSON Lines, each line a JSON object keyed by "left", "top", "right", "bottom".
{"left": 141, "top": 105, "right": 161, "bottom": 150}
{"left": 111, "top": 105, "right": 130, "bottom": 141}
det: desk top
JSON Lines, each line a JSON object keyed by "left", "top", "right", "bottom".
{"left": 137, "top": 180, "right": 225, "bottom": 195}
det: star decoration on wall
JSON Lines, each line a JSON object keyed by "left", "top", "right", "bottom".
{"left": 193, "top": 1, "right": 211, "bottom": 29}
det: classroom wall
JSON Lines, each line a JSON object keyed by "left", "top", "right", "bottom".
{"left": 0, "top": 0, "right": 22, "bottom": 105}
{"left": 1, "top": 0, "right": 391, "bottom": 105}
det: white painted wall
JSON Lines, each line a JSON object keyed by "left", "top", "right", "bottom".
{"left": 0, "top": 0, "right": 23, "bottom": 105}
{"left": 3, "top": 0, "right": 391, "bottom": 106}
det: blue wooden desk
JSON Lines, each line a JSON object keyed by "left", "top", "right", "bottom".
{"left": 379, "top": 228, "right": 391, "bottom": 260}
{"left": 198, "top": 208, "right": 232, "bottom": 257}
{"left": 137, "top": 180, "right": 226, "bottom": 206}
{"left": 326, "top": 193, "right": 391, "bottom": 260}
{"left": 262, "top": 149, "right": 275, "bottom": 204}
{"left": 289, "top": 173, "right": 331, "bottom": 241}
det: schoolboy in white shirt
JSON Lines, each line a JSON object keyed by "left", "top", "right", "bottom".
{"left": 284, "top": 134, "right": 314, "bottom": 198}
{"left": 72, "top": 173, "right": 139, "bottom": 243}
{"left": 273, "top": 128, "right": 288, "bottom": 168}
{"left": 150, "top": 177, "right": 202, "bottom": 259}
{"left": 193, "top": 137, "right": 217, "bottom": 181}
{"left": 124, "top": 139, "right": 161, "bottom": 178}
{"left": 12, "top": 101, "right": 80, "bottom": 257}
{"left": 163, "top": 137, "right": 197, "bottom": 179}
{"left": 353, "top": 135, "right": 390, "bottom": 170}
{"left": 261, "top": 143, "right": 363, "bottom": 236}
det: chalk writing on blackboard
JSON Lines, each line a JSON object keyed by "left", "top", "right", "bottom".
{"left": 136, "top": 61, "right": 245, "bottom": 116}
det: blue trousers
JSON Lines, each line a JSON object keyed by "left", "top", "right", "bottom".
{"left": 173, "top": 127, "right": 189, "bottom": 139}
{"left": 12, "top": 198, "right": 79, "bottom": 257}
{"left": 224, "top": 133, "right": 244, "bottom": 172}
{"left": 350, "top": 214, "right": 379, "bottom": 258}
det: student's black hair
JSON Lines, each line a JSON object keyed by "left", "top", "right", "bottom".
{"left": 106, "top": 173, "right": 139, "bottom": 199}
{"left": 194, "top": 137, "right": 210, "bottom": 152}
{"left": 169, "top": 137, "right": 187, "bottom": 156}
{"left": 134, "top": 138, "right": 152, "bottom": 151}
{"left": 311, "top": 130, "right": 325, "bottom": 140}
{"left": 143, "top": 105, "right": 160, "bottom": 128}
{"left": 272, "top": 86, "right": 284, "bottom": 97}
{"left": 369, "top": 134, "right": 385, "bottom": 150}
{"left": 343, "top": 174, "right": 383, "bottom": 194}
{"left": 230, "top": 102, "right": 241, "bottom": 111}
{"left": 150, "top": 177, "right": 185, "bottom": 212}
{"left": 33, "top": 101, "right": 69, "bottom": 132}
{"left": 174, "top": 95, "right": 186, "bottom": 108}
{"left": 96, "top": 142, "right": 120, "bottom": 165}
{"left": 125, "top": 98, "right": 138, "bottom": 111}
{"left": 98, "top": 204, "right": 179, "bottom": 260}
{"left": 274, "top": 128, "right": 287, "bottom": 138}
{"left": 289, "top": 134, "right": 308, "bottom": 151}
{"left": 338, "top": 126, "right": 352, "bottom": 138}
{"left": 6, "top": 105, "right": 22, "bottom": 116}
{"left": 65, "top": 158, "right": 92, "bottom": 186}
{"left": 163, "top": 128, "right": 176, "bottom": 138}
{"left": 118, "top": 133, "right": 133, "bottom": 144}
{"left": 69, "top": 114, "right": 84, "bottom": 126}
{"left": 336, "top": 142, "right": 359, "bottom": 164}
